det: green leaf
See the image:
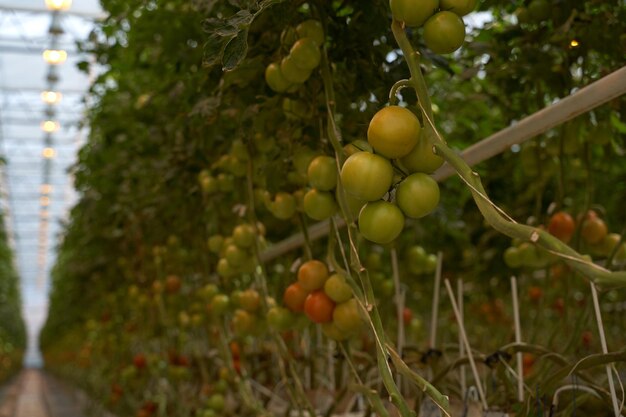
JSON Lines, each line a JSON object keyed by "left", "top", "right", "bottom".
{"left": 222, "top": 29, "right": 249, "bottom": 71}
{"left": 204, "top": 34, "right": 228, "bottom": 67}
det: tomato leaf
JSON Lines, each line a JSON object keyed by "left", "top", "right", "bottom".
{"left": 222, "top": 29, "right": 249, "bottom": 71}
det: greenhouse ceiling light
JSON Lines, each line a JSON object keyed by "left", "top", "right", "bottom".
{"left": 570, "top": 39, "right": 579, "bottom": 48}
{"left": 41, "top": 91, "right": 63, "bottom": 105}
{"left": 43, "top": 148, "right": 56, "bottom": 159}
{"left": 41, "top": 120, "right": 60, "bottom": 133}
{"left": 41, "top": 184, "right": 53, "bottom": 194}
{"left": 45, "top": 0, "right": 72, "bottom": 11}
{"left": 43, "top": 49, "right": 68, "bottom": 65}
{"left": 40, "top": 196, "right": 50, "bottom": 207}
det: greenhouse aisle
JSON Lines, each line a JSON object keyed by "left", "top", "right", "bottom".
{"left": 0, "top": 369, "right": 85, "bottom": 417}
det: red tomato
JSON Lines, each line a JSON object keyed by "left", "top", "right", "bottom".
{"left": 304, "top": 291, "right": 336, "bottom": 323}
{"left": 547, "top": 211, "right": 575, "bottom": 243}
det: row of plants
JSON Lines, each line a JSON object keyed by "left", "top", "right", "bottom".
{"left": 41, "top": 0, "right": 625, "bottom": 416}
{"left": 0, "top": 209, "right": 26, "bottom": 384}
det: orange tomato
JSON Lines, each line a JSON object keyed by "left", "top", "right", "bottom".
{"left": 283, "top": 282, "right": 309, "bottom": 313}
{"left": 547, "top": 211, "right": 575, "bottom": 243}
{"left": 297, "top": 260, "right": 329, "bottom": 291}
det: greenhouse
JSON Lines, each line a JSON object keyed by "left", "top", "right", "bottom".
{"left": 0, "top": 0, "right": 624, "bottom": 416}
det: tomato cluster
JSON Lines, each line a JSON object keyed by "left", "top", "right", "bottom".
{"left": 207, "top": 223, "right": 263, "bottom": 279}
{"left": 340, "top": 106, "right": 441, "bottom": 244}
{"left": 505, "top": 209, "right": 625, "bottom": 269}
{"left": 264, "top": 20, "right": 324, "bottom": 93}
{"left": 390, "top": 0, "right": 476, "bottom": 54}
{"left": 283, "top": 260, "right": 363, "bottom": 341}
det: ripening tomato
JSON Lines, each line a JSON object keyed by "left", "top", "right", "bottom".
{"left": 290, "top": 38, "right": 321, "bottom": 70}
{"left": 296, "top": 20, "right": 324, "bottom": 46}
{"left": 423, "top": 11, "right": 466, "bottom": 54}
{"left": 322, "top": 322, "right": 351, "bottom": 341}
{"left": 581, "top": 215, "right": 608, "bottom": 245}
{"left": 283, "top": 282, "right": 309, "bottom": 313}
{"left": 367, "top": 106, "right": 421, "bottom": 159}
{"left": 303, "top": 189, "right": 338, "bottom": 220}
{"left": 333, "top": 298, "right": 363, "bottom": 333}
{"left": 133, "top": 353, "right": 147, "bottom": 370}
{"left": 390, "top": 0, "right": 439, "bottom": 27}
{"left": 224, "top": 244, "right": 247, "bottom": 267}
{"left": 165, "top": 275, "right": 181, "bottom": 294}
{"left": 265, "top": 62, "right": 292, "bottom": 93}
{"left": 238, "top": 289, "right": 261, "bottom": 313}
{"left": 304, "top": 291, "right": 335, "bottom": 323}
{"left": 340, "top": 151, "right": 394, "bottom": 202}
{"left": 216, "top": 258, "right": 235, "bottom": 278}
{"left": 267, "top": 192, "right": 296, "bottom": 219}
{"left": 307, "top": 155, "right": 337, "bottom": 191}
{"left": 267, "top": 306, "right": 295, "bottom": 331}
{"left": 395, "top": 173, "right": 440, "bottom": 218}
{"left": 358, "top": 201, "right": 405, "bottom": 244}
{"left": 440, "top": 0, "right": 477, "bottom": 16}
{"left": 232, "top": 309, "right": 257, "bottom": 335}
{"left": 324, "top": 273, "right": 353, "bottom": 303}
{"left": 547, "top": 211, "right": 575, "bottom": 243}
{"left": 402, "top": 307, "right": 413, "bottom": 324}
{"left": 298, "top": 260, "right": 329, "bottom": 291}
{"left": 209, "top": 294, "right": 230, "bottom": 316}
{"left": 400, "top": 127, "right": 444, "bottom": 174}
{"left": 528, "top": 286, "right": 543, "bottom": 303}
{"left": 280, "top": 55, "right": 311, "bottom": 84}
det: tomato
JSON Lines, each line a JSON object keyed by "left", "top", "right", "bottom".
{"left": 296, "top": 20, "right": 324, "bottom": 46}
{"left": 233, "top": 224, "right": 255, "bottom": 248}
{"left": 528, "top": 286, "right": 543, "bottom": 303}
{"left": 367, "top": 106, "right": 421, "bottom": 159}
{"left": 358, "top": 201, "right": 405, "bottom": 244}
{"left": 164, "top": 275, "right": 181, "bottom": 294}
{"left": 547, "top": 211, "right": 575, "bottom": 243}
{"left": 265, "top": 62, "right": 292, "bottom": 93}
{"left": 333, "top": 299, "right": 363, "bottom": 333}
{"left": 440, "top": 0, "right": 477, "bottom": 16}
{"left": 216, "top": 258, "right": 235, "bottom": 278}
{"left": 303, "top": 189, "right": 338, "bottom": 220}
{"left": 322, "top": 322, "right": 351, "bottom": 341}
{"left": 207, "top": 235, "right": 224, "bottom": 254}
{"left": 581, "top": 216, "right": 607, "bottom": 245}
{"left": 307, "top": 155, "right": 337, "bottom": 191}
{"left": 390, "top": 0, "right": 438, "bottom": 27}
{"left": 283, "top": 282, "right": 309, "bottom": 313}
{"left": 267, "top": 306, "right": 294, "bottom": 331}
{"left": 238, "top": 289, "right": 260, "bottom": 312}
{"left": 324, "top": 273, "right": 353, "bottom": 303}
{"left": 503, "top": 246, "right": 522, "bottom": 268}
{"left": 232, "top": 309, "right": 257, "bottom": 335}
{"left": 266, "top": 192, "right": 296, "bottom": 219}
{"left": 198, "top": 170, "right": 218, "bottom": 194}
{"left": 298, "top": 260, "right": 329, "bottom": 291}
{"left": 527, "top": 0, "right": 550, "bottom": 22}
{"left": 581, "top": 330, "right": 592, "bottom": 348}
{"left": 224, "top": 244, "right": 247, "bottom": 267}
{"left": 402, "top": 307, "right": 412, "bottom": 325}
{"left": 400, "top": 125, "right": 444, "bottom": 173}
{"left": 293, "top": 147, "right": 319, "bottom": 177}
{"left": 304, "top": 291, "right": 335, "bottom": 323}
{"left": 406, "top": 245, "right": 427, "bottom": 274}
{"left": 133, "top": 353, "right": 147, "bottom": 370}
{"left": 290, "top": 38, "right": 321, "bottom": 70}
{"left": 395, "top": 173, "right": 440, "bottom": 219}
{"left": 343, "top": 139, "right": 373, "bottom": 156}
{"left": 340, "top": 151, "right": 394, "bottom": 202}
{"left": 423, "top": 11, "right": 466, "bottom": 54}
{"left": 217, "top": 173, "right": 234, "bottom": 192}
{"left": 280, "top": 55, "right": 311, "bottom": 84}
{"left": 206, "top": 393, "right": 225, "bottom": 412}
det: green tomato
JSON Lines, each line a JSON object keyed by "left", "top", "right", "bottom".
{"left": 390, "top": 0, "right": 439, "bottom": 27}
{"left": 217, "top": 258, "right": 235, "bottom": 278}
{"left": 206, "top": 393, "right": 225, "bottom": 411}
{"left": 340, "top": 151, "right": 394, "bottom": 202}
{"left": 296, "top": 20, "right": 324, "bottom": 46}
{"left": 332, "top": 298, "right": 363, "bottom": 333}
{"left": 358, "top": 201, "right": 405, "bottom": 244}
{"left": 440, "top": 0, "right": 477, "bottom": 16}
{"left": 324, "top": 273, "right": 353, "bottom": 303}
{"left": 224, "top": 244, "right": 247, "bottom": 267}
{"left": 209, "top": 294, "right": 230, "bottom": 316}
{"left": 207, "top": 235, "right": 224, "bottom": 254}
{"left": 307, "top": 155, "right": 337, "bottom": 191}
{"left": 232, "top": 309, "right": 257, "bottom": 336}
{"left": 400, "top": 125, "right": 444, "bottom": 174}
{"left": 406, "top": 245, "right": 427, "bottom": 274}
{"left": 367, "top": 106, "right": 421, "bottom": 159}
{"left": 290, "top": 38, "right": 321, "bottom": 70}
{"left": 280, "top": 55, "right": 311, "bottom": 84}
{"left": 267, "top": 192, "right": 296, "bottom": 219}
{"left": 216, "top": 173, "right": 234, "bottom": 192}
{"left": 198, "top": 170, "right": 218, "bottom": 194}
{"left": 503, "top": 246, "right": 522, "bottom": 268}
{"left": 265, "top": 62, "right": 292, "bottom": 93}
{"left": 267, "top": 306, "right": 295, "bottom": 331}
{"left": 322, "top": 322, "right": 351, "bottom": 341}
{"left": 423, "top": 11, "right": 466, "bottom": 54}
{"left": 233, "top": 224, "right": 255, "bottom": 248}
{"left": 303, "top": 189, "right": 338, "bottom": 221}
{"left": 395, "top": 173, "right": 440, "bottom": 219}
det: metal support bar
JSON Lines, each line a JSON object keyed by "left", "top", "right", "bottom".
{"left": 260, "top": 65, "right": 626, "bottom": 263}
